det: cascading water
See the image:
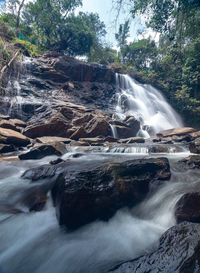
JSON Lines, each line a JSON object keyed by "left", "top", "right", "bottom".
{"left": 115, "top": 74, "right": 183, "bottom": 138}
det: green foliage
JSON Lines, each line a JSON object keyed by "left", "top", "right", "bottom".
{"left": 22, "top": 0, "right": 105, "bottom": 55}
{"left": 122, "top": 39, "right": 157, "bottom": 70}
{"left": 89, "top": 45, "right": 118, "bottom": 65}
{"left": 14, "top": 38, "right": 40, "bottom": 56}
{"left": 115, "top": 0, "right": 200, "bottom": 126}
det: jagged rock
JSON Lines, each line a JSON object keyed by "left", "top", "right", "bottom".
{"left": 157, "top": 127, "right": 196, "bottom": 138}
{"left": 175, "top": 192, "right": 200, "bottom": 223}
{"left": 19, "top": 142, "right": 67, "bottom": 160}
{"left": 9, "top": 119, "right": 26, "bottom": 128}
{"left": 52, "top": 55, "right": 116, "bottom": 84}
{"left": 108, "top": 222, "right": 200, "bottom": 273}
{"left": 86, "top": 118, "right": 111, "bottom": 138}
{"left": 179, "top": 155, "right": 200, "bottom": 169}
{"left": 113, "top": 125, "right": 139, "bottom": 139}
{"left": 36, "top": 136, "right": 71, "bottom": 144}
{"left": 190, "top": 130, "right": 200, "bottom": 139}
{"left": 73, "top": 114, "right": 94, "bottom": 126}
{"left": 70, "top": 127, "right": 88, "bottom": 140}
{"left": 0, "top": 120, "right": 21, "bottom": 132}
{"left": 48, "top": 157, "right": 170, "bottom": 230}
{"left": 0, "top": 144, "right": 15, "bottom": 153}
{"left": 24, "top": 115, "right": 70, "bottom": 138}
{"left": 189, "top": 137, "right": 200, "bottom": 154}
{"left": 0, "top": 128, "right": 30, "bottom": 147}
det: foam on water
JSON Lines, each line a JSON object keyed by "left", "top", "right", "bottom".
{"left": 115, "top": 74, "right": 183, "bottom": 138}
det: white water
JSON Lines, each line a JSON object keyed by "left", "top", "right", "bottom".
{"left": 115, "top": 74, "right": 183, "bottom": 138}
{"left": 109, "top": 124, "right": 118, "bottom": 139}
{"left": 0, "top": 150, "right": 199, "bottom": 273}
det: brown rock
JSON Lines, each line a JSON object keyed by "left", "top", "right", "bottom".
{"left": 70, "top": 127, "right": 88, "bottom": 140}
{"left": 36, "top": 136, "right": 71, "bottom": 144}
{"left": 0, "top": 128, "right": 30, "bottom": 147}
{"left": 73, "top": 114, "right": 94, "bottom": 126}
{"left": 24, "top": 116, "right": 69, "bottom": 138}
{"left": 86, "top": 118, "right": 111, "bottom": 138}
{"left": 0, "top": 120, "right": 20, "bottom": 132}
{"left": 157, "top": 127, "right": 196, "bottom": 138}
{"left": 19, "top": 142, "right": 67, "bottom": 160}
{"left": 120, "top": 137, "right": 145, "bottom": 144}
{"left": 10, "top": 119, "right": 26, "bottom": 128}
{"left": 175, "top": 192, "right": 200, "bottom": 223}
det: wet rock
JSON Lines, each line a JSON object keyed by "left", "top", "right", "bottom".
{"left": 189, "top": 137, "right": 200, "bottom": 154}
{"left": 73, "top": 114, "right": 94, "bottom": 126}
{"left": 79, "top": 137, "right": 104, "bottom": 144}
{"left": 52, "top": 55, "right": 116, "bottom": 84}
{"left": 9, "top": 119, "right": 26, "bottom": 128}
{"left": 24, "top": 115, "right": 69, "bottom": 138}
{"left": 70, "top": 127, "right": 88, "bottom": 140}
{"left": 120, "top": 137, "right": 145, "bottom": 144}
{"left": 0, "top": 128, "right": 30, "bottom": 147}
{"left": 175, "top": 192, "right": 200, "bottom": 223}
{"left": 36, "top": 136, "right": 71, "bottom": 144}
{"left": 86, "top": 118, "right": 111, "bottom": 138}
{"left": 157, "top": 127, "right": 196, "bottom": 138}
{"left": 69, "top": 140, "right": 90, "bottom": 146}
{"left": 50, "top": 158, "right": 64, "bottom": 165}
{"left": 104, "top": 136, "right": 118, "bottom": 143}
{"left": 0, "top": 144, "right": 15, "bottom": 153}
{"left": 108, "top": 222, "right": 200, "bottom": 273}
{"left": 0, "top": 120, "right": 21, "bottom": 132}
{"left": 179, "top": 155, "right": 200, "bottom": 169}
{"left": 50, "top": 157, "right": 170, "bottom": 230}
{"left": 112, "top": 125, "right": 137, "bottom": 139}
{"left": 19, "top": 142, "right": 67, "bottom": 160}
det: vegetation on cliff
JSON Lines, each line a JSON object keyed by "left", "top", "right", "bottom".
{"left": 0, "top": 0, "right": 200, "bottom": 126}
{"left": 112, "top": 0, "right": 200, "bottom": 126}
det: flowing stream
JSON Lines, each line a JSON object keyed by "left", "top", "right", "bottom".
{"left": 0, "top": 66, "right": 198, "bottom": 273}
{"left": 0, "top": 147, "right": 199, "bottom": 273}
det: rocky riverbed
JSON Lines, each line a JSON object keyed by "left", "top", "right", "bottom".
{"left": 0, "top": 53, "right": 200, "bottom": 273}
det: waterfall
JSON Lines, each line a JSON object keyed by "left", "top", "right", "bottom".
{"left": 109, "top": 124, "right": 118, "bottom": 139}
{"left": 115, "top": 74, "right": 183, "bottom": 137}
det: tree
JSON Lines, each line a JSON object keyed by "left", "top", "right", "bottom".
{"left": 22, "top": 0, "right": 106, "bottom": 55}
{"left": 115, "top": 20, "right": 130, "bottom": 62}
{"left": 3, "top": 0, "right": 26, "bottom": 37}
{"left": 122, "top": 38, "right": 157, "bottom": 69}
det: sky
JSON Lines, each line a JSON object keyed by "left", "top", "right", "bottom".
{"left": 78, "top": 0, "right": 145, "bottom": 47}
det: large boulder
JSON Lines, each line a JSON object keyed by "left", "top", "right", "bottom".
{"left": 175, "top": 192, "right": 200, "bottom": 223}
{"left": 19, "top": 142, "right": 67, "bottom": 160}
{"left": 24, "top": 115, "right": 70, "bottom": 138}
{"left": 86, "top": 118, "right": 112, "bottom": 138}
{"left": 49, "top": 157, "right": 170, "bottom": 230}
{"left": 108, "top": 222, "right": 200, "bottom": 273}
{"left": 0, "top": 128, "right": 30, "bottom": 147}
{"left": 22, "top": 157, "right": 170, "bottom": 230}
